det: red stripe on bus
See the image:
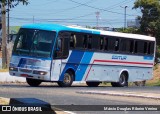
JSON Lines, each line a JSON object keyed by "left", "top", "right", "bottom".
{"left": 85, "top": 61, "right": 95, "bottom": 81}
{"left": 85, "top": 60, "right": 153, "bottom": 81}
{"left": 94, "top": 60, "right": 153, "bottom": 65}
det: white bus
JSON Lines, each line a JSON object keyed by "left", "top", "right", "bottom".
{"left": 9, "top": 23, "right": 156, "bottom": 87}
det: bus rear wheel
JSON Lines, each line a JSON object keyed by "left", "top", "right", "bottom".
{"left": 26, "top": 78, "right": 42, "bottom": 87}
{"left": 57, "top": 72, "right": 73, "bottom": 87}
{"left": 111, "top": 73, "right": 128, "bottom": 87}
{"left": 111, "top": 82, "right": 118, "bottom": 87}
{"left": 86, "top": 82, "right": 101, "bottom": 87}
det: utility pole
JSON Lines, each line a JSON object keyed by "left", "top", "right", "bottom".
{"left": 33, "top": 16, "right": 34, "bottom": 23}
{"left": 7, "top": 0, "right": 10, "bottom": 43}
{"left": 121, "top": 6, "right": 128, "bottom": 29}
{"left": 95, "top": 11, "right": 100, "bottom": 29}
{"left": 1, "top": 2, "right": 8, "bottom": 68}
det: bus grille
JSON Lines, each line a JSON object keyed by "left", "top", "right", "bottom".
{"left": 19, "top": 68, "right": 32, "bottom": 73}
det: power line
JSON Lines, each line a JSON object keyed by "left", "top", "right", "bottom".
{"left": 50, "top": 0, "right": 97, "bottom": 15}
{"left": 9, "top": 16, "right": 132, "bottom": 24}
{"left": 65, "top": 0, "right": 137, "bottom": 25}
{"left": 68, "top": 0, "right": 137, "bottom": 17}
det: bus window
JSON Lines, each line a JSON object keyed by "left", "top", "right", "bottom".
{"left": 134, "top": 41, "right": 138, "bottom": 53}
{"left": 100, "top": 37, "right": 104, "bottom": 50}
{"left": 75, "top": 34, "right": 84, "bottom": 49}
{"left": 92, "top": 35, "right": 100, "bottom": 50}
{"left": 137, "top": 41, "right": 145, "bottom": 54}
{"left": 108, "top": 38, "right": 116, "bottom": 51}
{"left": 54, "top": 32, "right": 69, "bottom": 59}
{"left": 120, "top": 39, "right": 133, "bottom": 53}
{"left": 88, "top": 36, "right": 92, "bottom": 49}
{"left": 130, "top": 40, "right": 134, "bottom": 53}
{"left": 144, "top": 42, "right": 148, "bottom": 54}
{"left": 70, "top": 34, "right": 76, "bottom": 49}
{"left": 104, "top": 38, "right": 108, "bottom": 51}
{"left": 148, "top": 42, "right": 154, "bottom": 55}
{"left": 83, "top": 35, "right": 88, "bottom": 49}
{"left": 108, "top": 37, "right": 119, "bottom": 52}
{"left": 115, "top": 38, "right": 119, "bottom": 51}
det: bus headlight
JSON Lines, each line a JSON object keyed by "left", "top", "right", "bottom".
{"left": 33, "top": 70, "right": 48, "bottom": 75}
{"left": 9, "top": 67, "right": 18, "bottom": 71}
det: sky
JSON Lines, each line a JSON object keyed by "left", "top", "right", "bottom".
{"left": 9, "top": 0, "right": 141, "bottom": 28}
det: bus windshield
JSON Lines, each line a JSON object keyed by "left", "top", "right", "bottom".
{"left": 13, "top": 28, "right": 56, "bottom": 58}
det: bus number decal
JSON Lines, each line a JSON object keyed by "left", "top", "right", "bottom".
{"left": 112, "top": 55, "right": 127, "bottom": 60}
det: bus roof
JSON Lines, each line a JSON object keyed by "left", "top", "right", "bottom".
{"left": 21, "top": 23, "right": 155, "bottom": 41}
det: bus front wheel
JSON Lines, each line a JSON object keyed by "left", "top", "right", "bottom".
{"left": 26, "top": 78, "right": 42, "bottom": 87}
{"left": 57, "top": 72, "right": 73, "bottom": 87}
{"left": 86, "top": 82, "right": 101, "bottom": 87}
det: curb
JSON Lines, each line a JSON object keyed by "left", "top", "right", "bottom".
{"left": 77, "top": 91, "right": 160, "bottom": 100}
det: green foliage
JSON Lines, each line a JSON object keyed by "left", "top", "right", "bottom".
{"left": 1, "top": 0, "right": 29, "bottom": 13}
{"left": 117, "top": 27, "right": 139, "bottom": 34}
{"left": 86, "top": 26, "right": 96, "bottom": 29}
{"left": 133, "top": 0, "right": 160, "bottom": 45}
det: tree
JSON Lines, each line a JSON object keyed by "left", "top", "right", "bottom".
{"left": 1, "top": 0, "right": 29, "bottom": 68}
{"left": 116, "top": 27, "right": 140, "bottom": 34}
{"left": 133, "top": 0, "right": 160, "bottom": 44}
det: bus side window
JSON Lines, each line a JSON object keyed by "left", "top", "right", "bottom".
{"left": 88, "top": 36, "right": 92, "bottom": 49}
{"left": 83, "top": 35, "right": 88, "bottom": 49}
{"left": 92, "top": 35, "right": 100, "bottom": 50}
{"left": 100, "top": 37, "right": 104, "bottom": 50}
{"left": 70, "top": 34, "right": 76, "bottom": 49}
{"left": 120, "top": 39, "right": 133, "bottom": 53}
{"left": 130, "top": 40, "right": 134, "bottom": 53}
{"left": 134, "top": 41, "right": 138, "bottom": 53}
{"left": 54, "top": 32, "right": 70, "bottom": 59}
{"left": 57, "top": 38, "right": 62, "bottom": 51}
{"left": 75, "top": 34, "right": 84, "bottom": 49}
{"left": 54, "top": 37, "right": 62, "bottom": 58}
{"left": 108, "top": 38, "right": 116, "bottom": 51}
{"left": 115, "top": 38, "right": 119, "bottom": 51}
{"left": 144, "top": 42, "right": 148, "bottom": 54}
{"left": 137, "top": 41, "right": 145, "bottom": 54}
{"left": 148, "top": 42, "right": 154, "bottom": 55}
{"left": 104, "top": 38, "right": 108, "bottom": 51}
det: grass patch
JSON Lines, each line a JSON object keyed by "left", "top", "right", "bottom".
{"left": 0, "top": 97, "right": 10, "bottom": 105}
{"left": 154, "top": 64, "right": 159, "bottom": 70}
{"left": 146, "top": 80, "right": 160, "bottom": 86}
{"left": 100, "top": 82, "right": 111, "bottom": 86}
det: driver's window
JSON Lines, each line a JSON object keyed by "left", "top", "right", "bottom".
{"left": 54, "top": 31, "right": 70, "bottom": 59}
{"left": 57, "top": 38, "right": 62, "bottom": 51}
{"left": 54, "top": 37, "right": 62, "bottom": 58}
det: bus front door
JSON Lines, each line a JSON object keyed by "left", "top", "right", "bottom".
{"left": 51, "top": 60, "right": 62, "bottom": 81}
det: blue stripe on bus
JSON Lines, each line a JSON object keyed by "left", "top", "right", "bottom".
{"left": 75, "top": 52, "right": 94, "bottom": 81}
{"left": 80, "top": 30, "right": 100, "bottom": 35}
{"left": 144, "top": 56, "right": 153, "bottom": 60}
{"left": 59, "top": 50, "right": 85, "bottom": 81}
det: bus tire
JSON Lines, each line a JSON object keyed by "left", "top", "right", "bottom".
{"left": 111, "top": 82, "right": 118, "bottom": 87}
{"left": 117, "top": 72, "right": 128, "bottom": 87}
{"left": 26, "top": 78, "right": 42, "bottom": 87}
{"left": 86, "top": 82, "right": 100, "bottom": 87}
{"left": 57, "top": 72, "right": 73, "bottom": 87}
{"left": 111, "top": 73, "right": 128, "bottom": 87}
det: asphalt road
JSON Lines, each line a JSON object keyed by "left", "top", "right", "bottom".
{"left": 0, "top": 83, "right": 160, "bottom": 114}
